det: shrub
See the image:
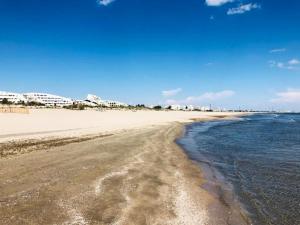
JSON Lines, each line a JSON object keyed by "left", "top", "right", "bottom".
{"left": 78, "top": 104, "right": 85, "bottom": 110}
{"left": 153, "top": 105, "right": 162, "bottom": 110}
{"left": 1, "top": 98, "right": 9, "bottom": 104}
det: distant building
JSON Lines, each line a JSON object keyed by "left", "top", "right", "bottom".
{"left": 170, "top": 105, "right": 182, "bottom": 110}
{"left": 104, "top": 100, "right": 128, "bottom": 108}
{"left": 168, "top": 105, "right": 195, "bottom": 111}
{"left": 185, "top": 105, "right": 194, "bottom": 111}
{"left": 1, "top": 91, "right": 128, "bottom": 108}
{"left": 23, "top": 93, "right": 73, "bottom": 107}
{"left": 86, "top": 94, "right": 128, "bottom": 108}
{"left": 74, "top": 100, "right": 98, "bottom": 107}
{"left": 200, "top": 106, "right": 211, "bottom": 111}
{"left": 0, "top": 91, "right": 27, "bottom": 104}
{"left": 86, "top": 94, "right": 109, "bottom": 107}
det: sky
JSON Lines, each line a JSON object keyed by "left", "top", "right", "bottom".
{"left": 0, "top": 0, "right": 300, "bottom": 111}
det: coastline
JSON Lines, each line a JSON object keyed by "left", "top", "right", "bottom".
{"left": 0, "top": 110, "right": 249, "bottom": 224}
{"left": 177, "top": 116, "right": 252, "bottom": 225}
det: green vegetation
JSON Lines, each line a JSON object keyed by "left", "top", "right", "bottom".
{"left": 63, "top": 103, "right": 85, "bottom": 110}
{"left": 26, "top": 101, "right": 45, "bottom": 106}
{"left": 78, "top": 104, "right": 85, "bottom": 110}
{"left": 1, "top": 98, "right": 10, "bottom": 105}
{"left": 153, "top": 105, "right": 162, "bottom": 110}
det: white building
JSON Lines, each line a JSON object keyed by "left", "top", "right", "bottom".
{"left": 74, "top": 100, "right": 98, "bottom": 107}
{"left": 185, "top": 105, "right": 195, "bottom": 111}
{"left": 170, "top": 105, "right": 182, "bottom": 110}
{"left": 0, "top": 91, "right": 27, "bottom": 104}
{"left": 200, "top": 106, "right": 211, "bottom": 111}
{"left": 23, "top": 93, "right": 73, "bottom": 107}
{"left": 86, "top": 94, "right": 109, "bottom": 107}
{"left": 1, "top": 91, "right": 128, "bottom": 108}
{"left": 104, "top": 100, "right": 128, "bottom": 108}
{"left": 86, "top": 94, "right": 128, "bottom": 108}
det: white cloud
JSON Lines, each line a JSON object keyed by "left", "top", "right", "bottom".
{"left": 205, "top": 0, "right": 234, "bottom": 6}
{"left": 277, "top": 62, "right": 285, "bottom": 69}
{"left": 269, "top": 59, "right": 300, "bottom": 70}
{"left": 271, "top": 89, "right": 300, "bottom": 103}
{"left": 97, "top": 0, "right": 115, "bottom": 6}
{"left": 162, "top": 88, "right": 182, "bottom": 97}
{"left": 269, "top": 48, "right": 286, "bottom": 53}
{"left": 187, "top": 90, "right": 235, "bottom": 102}
{"left": 227, "top": 3, "right": 261, "bottom": 15}
{"left": 288, "top": 59, "right": 300, "bottom": 65}
{"left": 166, "top": 90, "right": 235, "bottom": 105}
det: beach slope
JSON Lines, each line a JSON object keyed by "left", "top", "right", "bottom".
{"left": 0, "top": 110, "right": 248, "bottom": 225}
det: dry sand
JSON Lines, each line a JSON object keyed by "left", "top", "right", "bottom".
{"left": 0, "top": 109, "right": 242, "bottom": 143}
{"left": 0, "top": 109, "right": 249, "bottom": 225}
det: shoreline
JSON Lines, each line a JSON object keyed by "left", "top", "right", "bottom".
{"left": 176, "top": 137, "right": 252, "bottom": 225}
{"left": 177, "top": 118, "right": 252, "bottom": 225}
{"left": 0, "top": 111, "right": 250, "bottom": 224}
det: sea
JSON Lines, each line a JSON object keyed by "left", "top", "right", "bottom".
{"left": 177, "top": 113, "right": 300, "bottom": 225}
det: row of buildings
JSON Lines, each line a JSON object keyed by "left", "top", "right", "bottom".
{"left": 0, "top": 91, "right": 215, "bottom": 111}
{"left": 166, "top": 104, "right": 211, "bottom": 111}
{"left": 0, "top": 91, "right": 128, "bottom": 108}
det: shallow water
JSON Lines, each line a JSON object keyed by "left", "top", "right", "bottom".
{"left": 178, "top": 113, "right": 300, "bottom": 225}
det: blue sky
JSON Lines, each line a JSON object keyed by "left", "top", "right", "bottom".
{"left": 0, "top": 0, "right": 300, "bottom": 110}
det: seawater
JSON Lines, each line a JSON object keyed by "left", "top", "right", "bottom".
{"left": 177, "top": 113, "right": 300, "bottom": 225}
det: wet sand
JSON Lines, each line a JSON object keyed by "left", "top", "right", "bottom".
{"left": 0, "top": 112, "right": 249, "bottom": 225}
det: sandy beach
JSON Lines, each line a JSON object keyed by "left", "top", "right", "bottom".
{"left": 0, "top": 109, "right": 248, "bottom": 225}
{"left": 0, "top": 109, "right": 241, "bottom": 143}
